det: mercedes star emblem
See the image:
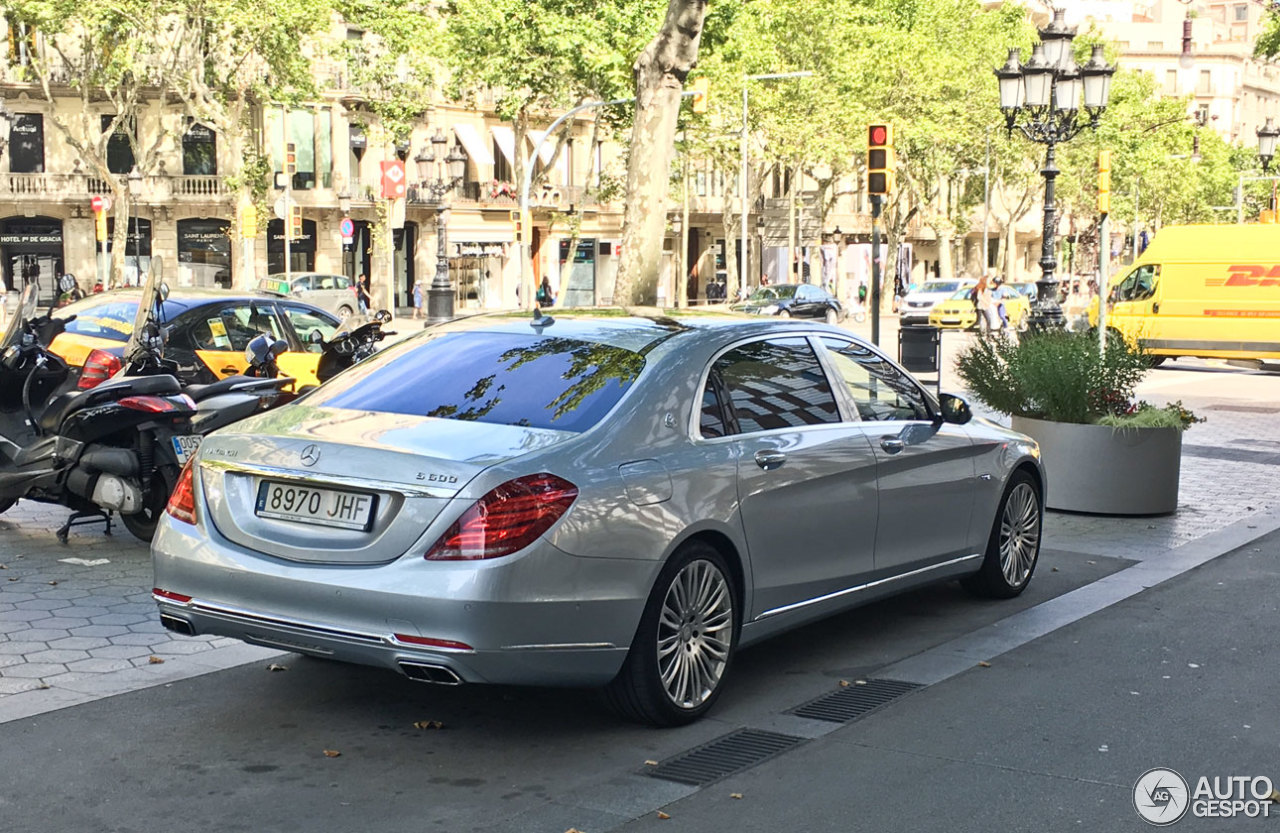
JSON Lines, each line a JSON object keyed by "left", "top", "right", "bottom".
{"left": 300, "top": 444, "right": 321, "bottom": 467}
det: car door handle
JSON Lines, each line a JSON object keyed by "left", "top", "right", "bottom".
{"left": 220, "top": 366, "right": 238, "bottom": 376}
{"left": 1152, "top": 301, "right": 1160, "bottom": 314}
{"left": 879, "top": 437, "right": 905, "bottom": 454}
{"left": 754, "top": 450, "right": 787, "bottom": 470}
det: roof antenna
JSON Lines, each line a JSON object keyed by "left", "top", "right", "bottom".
{"left": 531, "top": 306, "right": 554, "bottom": 330}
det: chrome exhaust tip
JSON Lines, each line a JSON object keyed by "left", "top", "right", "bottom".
{"left": 159, "top": 614, "right": 196, "bottom": 636}
{"left": 398, "top": 661, "right": 463, "bottom": 685}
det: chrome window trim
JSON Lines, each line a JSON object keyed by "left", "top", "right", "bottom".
{"left": 754, "top": 553, "right": 982, "bottom": 620}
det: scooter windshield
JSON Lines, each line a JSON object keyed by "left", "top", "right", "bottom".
{"left": 122, "top": 256, "right": 164, "bottom": 365}
{"left": 0, "top": 281, "right": 40, "bottom": 355}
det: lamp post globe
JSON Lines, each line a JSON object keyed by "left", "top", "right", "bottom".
{"left": 1257, "top": 118, "right": 1280, "bottom": 173}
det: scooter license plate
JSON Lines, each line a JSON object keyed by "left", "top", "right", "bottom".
{"left": 172, "top": 435, "right": 202, "bottom": 464}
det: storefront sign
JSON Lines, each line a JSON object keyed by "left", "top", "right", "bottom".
{"left": 0, "top": 232, "right": 62, "bottom": 245}
{"left": 452, "top": 242, "right": 508, "bottom": 258}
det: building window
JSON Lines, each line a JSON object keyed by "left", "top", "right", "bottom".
{"left": 1164, "top": 69, "right": 1178, "bottom": 95}
{"left": 102, "top": 115, "right": 135, "bottom": 175}
{"left": 8, "top": 113, "right": 43, "bottom": 173}
{"left": 176, "top": 218, "right": 232, "bottom": 289}
{"left": 265, "top": 107, "right": 331, "bottom": 191}
{"left": 1197, "top": 69, "right": 1211, "bottom": 95}
{"left": 1147, "top": 40, "right": 1163, "bottom": 51}
{"left": 1235, "top": 4, "right": 1248, "bottom": 22}
{"left": 182, "top": 121, "right": 217, "bottom": 176}
{"left": 493, "top": 137, "right": 513, "bottom": 182}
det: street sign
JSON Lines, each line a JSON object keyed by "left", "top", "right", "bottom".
{"left": 90, "top": 195, "right": 111, "bottom": 213}
{"left": 380, "top": 160, "right": 406, "bottom": 199}
{"left": 339, "top": 217, "right": 354, "bottom": 237}
{"left": 272, "top": 195, "right": 296, "bottom": 220}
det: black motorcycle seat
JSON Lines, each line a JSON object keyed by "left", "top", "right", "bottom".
{"left": 38, "top": 374, "right": 183, "bottom": 433}
{"left": 185, "top": 376, "right": 257, "bottom": 402}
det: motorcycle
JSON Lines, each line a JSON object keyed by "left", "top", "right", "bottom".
{"left": 0, "top": 272, "right": 196, "bottom": 543}
{"left": 311, "top": 309, "right": 395, "bottom": 386}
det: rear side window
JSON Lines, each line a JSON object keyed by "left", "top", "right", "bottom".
{"left": 308, "top": 331, "right": 645, "bottom": 433}
{"left": 58, "top": 300, "right": 138, "bottom": 342}
{"left": 711, "top": 337, "right": 839, "bottom": 434}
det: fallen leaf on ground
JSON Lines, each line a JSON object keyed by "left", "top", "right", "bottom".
{"left": 838, "top": 680, "right": 850, "bottom": 687}
{"left": 977, "top": 661, "right": 992, "bottom": 668}
{"left": 855, "top": 679, "right": 867, "bottom": 685}
{"left": 36, "top": 683, "right": 50, "bottom": 690}
{"left": 323, "top": 749, "right": 341, "bottom": 758}
{"left": 656, "top": 811, "right": 670, "bottom": 820}
{"left": 47, "top": 580, "right": 57, "bottom": 586}
{"left": 730, "top": 793, "right": 743, "bottom": 799}
{"left": 266, "top": 664, "right": 288, "bottom": 672}
{"left": 6, "top": 577, "right": 17, "bottom": 582}
{"left": 148, "top": 656, "right": 164, "bottom": 664}
{"left": 0, "top": 563, "right": 7, "bottom": 569}
{"left": 565, "top": 828, "right": 584, "bottom": 833}
{"left": 413, "top": 720, "right": 444, "bottom": 730}
{"left": 644, "top": 760, "right": 659, "bottom": 767}
{"left": 1051, "top": 567, "right": 1059, "bottom": 572}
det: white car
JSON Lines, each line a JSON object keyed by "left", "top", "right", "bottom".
{"left": 899, "top": 279, "right": 977, "bottom": 327}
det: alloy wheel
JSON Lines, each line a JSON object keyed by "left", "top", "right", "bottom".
{"left": 999, "top": 482, "right": 1040, "bottom": 586}
{"left": 656, "top": 559, "right": 733, "bottom": 709}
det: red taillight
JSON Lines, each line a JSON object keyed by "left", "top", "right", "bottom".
{"left": 78, "top": 348, "right": 123, "bottom": 389}
{"left": 425, "top": 473, "right": 578, "bottom": 561}
{"left": 165, "top": 459, "right": 198, "bottom": 525}
{"left": 392, "top": 634, "right": 473, "bottom": 651}
{"left": 152, "top": 588, "right": 193, "bottom": 603}
{"left": 119, "top": 395, "right": 187, "bottom": 413}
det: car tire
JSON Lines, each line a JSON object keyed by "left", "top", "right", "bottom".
{"left": 824, "top": 308, "right": 839, "bottom": 325}
{"left": 962, "top": 469, "right": 1042, "bottom": 599}
{"left": 122, "top": 465, "right": 179, "bottom": 543}
{"left": 604, "top": 541, "right": 739, "bottom": 727}
{"left": 777, "top": 309, "right": 791, "bottom": 319}
{"left": 337, "top": 304, "right": 354, "bottom": 319}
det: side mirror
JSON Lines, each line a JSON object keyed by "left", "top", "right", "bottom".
{"left": 308, "top": 329, "right": 324, "bottom": 345}
{"left": 938, "top": 393, "right": 972, "bottom": 425}
{"left": 159, "top": 282, "right": 170, "bottom": 302}
{"left": 374, "top": 309, "right": 392, "bottom": 324}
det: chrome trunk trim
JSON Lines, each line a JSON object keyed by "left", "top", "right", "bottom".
{"left": 200, "top": 459, "right": 456, "bottom": 498}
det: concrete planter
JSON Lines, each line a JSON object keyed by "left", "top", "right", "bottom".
{"left": 1011, "top": 416, "right": 1182, "bottom": 516}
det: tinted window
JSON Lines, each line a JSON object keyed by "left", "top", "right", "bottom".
{"left": 59, "top": 300, "right": 137, "bottom": 342}
{"left": 184, "top": 302, "right": 284, "bottom": 352}
{"left": 281, "top": 304, "right": 339, "bottom": 353}
{"left": 699, "top": 382, "right": 728, "bottom": 438}
{"left": 821, "top": 337, "right": 929, "bottom": 421}
{"left": 308, "top": 332, "right": 645, "bottom": 433}
{"left": 713, "top": 338, "right": 839, "bottom": 434}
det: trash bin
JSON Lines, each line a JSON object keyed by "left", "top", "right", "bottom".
{"left": 898, "top": 325, "right": 940, "bottom": 374}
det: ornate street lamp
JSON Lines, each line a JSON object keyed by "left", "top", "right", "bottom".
{"left": 1257, "top": 118, "right": 1279, "bottom": 173}
{"left": 417, "top": 128, "right": 468, "bottom": 324}
{"left": 995, "top": 11, "right": 1115, "bottom": 329}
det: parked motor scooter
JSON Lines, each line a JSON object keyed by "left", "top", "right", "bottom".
{"left": 0, "top": 273, "right": 196, "bottom": 543}
{"left": 311, "top": 309, "right": 395, "bottom": 386}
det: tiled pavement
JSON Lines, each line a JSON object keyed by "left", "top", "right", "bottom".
{"left": 1, "top": 347, "right": 1278, "bottom": 723}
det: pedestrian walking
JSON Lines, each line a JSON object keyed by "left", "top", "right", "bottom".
{"left": 536, "top": 276, "right": 555, "bottom": 307}
{"left": 412, "top": 279, "right": 425, "bottom": 319}
{"left": 974, "top": 274, "right": 1000, "bottom": 331}
{"left": 356, "top": 273, "right": 371, "bottom": 313}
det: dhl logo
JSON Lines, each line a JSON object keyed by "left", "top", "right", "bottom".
{"left": 1207, "top": 265, "right": 1280, "bottom": 287}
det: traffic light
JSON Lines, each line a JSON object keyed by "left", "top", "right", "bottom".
{"left": 1097, "top": 150, "right": 1111, "bottom": 214}
{"left": 510, "top": 209, "right": 522, "bottom": 242}
{"left": 690, "top": 77, "right": 710, "bottom": 114}
{"left": 285, "top": 142, "right": 297, "bottom": 177}
{"left": 867, "top": 124, "right": 894, "bottom": 196}
{"left": 288, "top": 204, "right": 302, "bottom": 240}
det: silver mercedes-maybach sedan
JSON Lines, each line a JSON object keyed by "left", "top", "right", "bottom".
{"left": 152, "top": 311, "right": 1044, "bottom": 726}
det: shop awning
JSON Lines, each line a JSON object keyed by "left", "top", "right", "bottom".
{"left": 491, "top": 126, "right": 516, "bottom": 167}
{"left": 527, "top": 130, "right": 569, "bottom": 181}
{"left": 453, "top": 123, "right": 494, "bottom": 166}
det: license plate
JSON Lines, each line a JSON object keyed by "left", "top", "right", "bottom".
{"left": 172, "top": 435, "right": 202, "bottom": 464}
{"left": 254, "top": 480, "right": 376, "bottom": 531}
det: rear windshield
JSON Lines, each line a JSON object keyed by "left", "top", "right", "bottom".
{"left": 58, "top": 300, "right": 138, "bottom": 342}
{"left": 308, "top": 331, "right": 646, "bottom": 433}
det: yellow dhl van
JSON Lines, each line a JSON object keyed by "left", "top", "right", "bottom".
{"left": 1090, "top": 223, "right": 1280, "bottom": 363}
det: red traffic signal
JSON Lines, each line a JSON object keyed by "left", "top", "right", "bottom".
{"left": 869, "top": 124, "right": 890, "bottom": 146}
{"left": 867, "top": 124, "right": 894, "bottom": 197}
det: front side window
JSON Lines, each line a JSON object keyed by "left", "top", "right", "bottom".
{"left": 1113, "top": 264, "right": 1159, "bottom": 302}
{"left": 308, "top": 332, "right": 646, "bottom": 433}
{"left": 820, "top": 337, "right": 929, "bottom": 422}
{"left": 183, "top": 303, "right": 284, "bottom": 352}
{"left": 280, "top": 304, "right": 339, "bottom": 352}
{"left": 711, "top": 337, "right": 839, "bottom": 434}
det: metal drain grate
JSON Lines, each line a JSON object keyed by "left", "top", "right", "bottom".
{"left": 790, "top": 678, "right": 923, "bottom": 723}
{"left": 646, "top": 729, "right": 805, "bottom": 786}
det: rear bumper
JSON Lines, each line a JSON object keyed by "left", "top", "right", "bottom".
{"left": 151, "top": 515, "right": 654, "bottom": 687}
{"left": 899, "top": 311, "right": 932, "bottom": 326}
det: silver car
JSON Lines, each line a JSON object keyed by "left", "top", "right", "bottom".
{"left": 260, "top": 273, "right": 359, "bottom": 319}
{"left": 152, "top": 312, "right": 1044, "bottom": 726}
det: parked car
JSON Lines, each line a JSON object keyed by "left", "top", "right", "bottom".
{"left": 899, "top": 279, "right": 977, "bottom": 327}
{"left": 260, "top": 273, "right": 360, "bottom": 319}
{"left": 928, "top": 282, "right": 1036, "bottom": 330}
{"left": 48, "top": 289, "right": 344, "bottom": 389}
{"left": 731, "top": 283, "right": 844, "bottom": 323}
{"left": 152, "top": 311, "right": 1044, "bottom": 727}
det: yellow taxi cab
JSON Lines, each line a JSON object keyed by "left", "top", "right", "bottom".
{"left": 928, "top": 282, "right": 1036, "bottom": 330}
{"left": 49, "top": 288, "right": 345, "bottom": 389}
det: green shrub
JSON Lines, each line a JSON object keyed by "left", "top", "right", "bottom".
{"left": 954, "top": 330, "right": 1157, "bottom": 425}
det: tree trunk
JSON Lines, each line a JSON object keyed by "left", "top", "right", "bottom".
{"left": 614, "top": 0, "right": 708, "bottom": 307}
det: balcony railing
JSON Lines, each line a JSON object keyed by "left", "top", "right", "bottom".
{"left": 0, "top": 172, "right": 229, "bottom": 200}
